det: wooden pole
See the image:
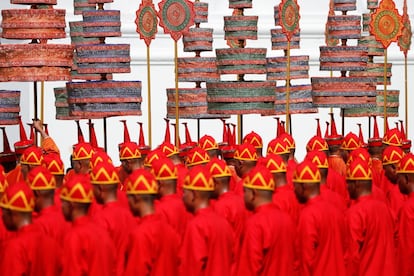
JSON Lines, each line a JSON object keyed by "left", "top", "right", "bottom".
{"left": 404, "top": 54, "right": 408, "bottom": 136}
{"left": 103, "top": 117, "right": 108, "bottom": 152}
{"left": 383, "top": 48, "right": 388, "bottom": 131}
{"left": 146, "top": 46, "right": 152, "bottom": 148}
{"left": 174, "top": 41, "right": 180, "bottom": 147}
{"left": 286, "top": 41, "right": 291, "bottom": 134}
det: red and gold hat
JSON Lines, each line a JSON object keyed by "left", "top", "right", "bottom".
{"left": 185, "top": 147, "right": 210, "bottom": 167}
{"left": 90, "top": 163, "right": 120, "bottom": 185}
{"left": 399, "top": 121, "right": 412, "bottom": 151}
{"left": 341, "top": 132, "right": 360, "bottom": 151}
{"left": 90, "top": 151, "right": 113, "bottom": 169}
{"left": 383, "top": 128, "right": 403, "bottom": 147}
{"left": 207, "top": 158, "right": 232, "bottom": 178}
{"left": 20, "top": 146, "right": 43, "bottom": 166}
{"left": 397, "top": 153, "right": 414, "bottom": 174}
{"left": 119, "top": 142, "right": 141, "bottom": 161}
{"left": 267, "top": 137, "right": 290, "bottom": 155}
{"left": 243, "top": 165, "right": 275, "bottom": 191}
{"left": 42, "top": 153, "right": 64, "bottom": 175}
{"left": 325, "top": 113, "right": 343, "bottom": 146}
{"left": 144, "top": 149, "right": 164, "bottom": 168}
{"left": 279, "top": 133, "right": 295, "bottom": 149}
{"left": 137, "top": 122, "right": 151, "bottom": 156}
{"left": 13, "top": 116, "right": 33, "bottom": 155}
{"left": 125, "top": 168, "right": 158, "bottom": 194}
{"left": 382, "top": 146, "right": 405, "bottom": 166}
{"left": 259, "top": 154, "right": 287, "bottom": 173}
{"left": 0, "top": 127, "right": 17, "bottom": 164}
{"left": 28, "top": 166, "right": 56, "bottom": 190}
{"left": 72, "top": 143, "right": 94, "bottom": 161}
{"left": 346, "top": 157, "right": 372, "bottom": 180}
{"left": 347, "top": 148, "right": 371, "bottom": 165}
{"left": 0, "top": 181, "right": 35, "bottom": 212}
{"left": 306, "top": 135, "right": 329, "bottom": 152}
{"left": 158, "top": 142, "right": 179, "bottom": 158}
{"left": 151, "top": 157, "right": 178, "bottom": 180}
{"left": 183, "top": 166, "right": 214, "bottom": 191}
{"left": 293, "top": 160, "right": 321, "bottom": 183}
{"left": 305, "top": 150, "right": 329, "bottom": 169}
{"left": 0, "top": 165, "right": 8, "bottom": 193}
{"left": 198, "top": 135, "right": 219, "bottom": 151}
{"left": 234, "top": 143, "right": 258, "bottom": 161}
{"left": 242, "top": 131, "right": 263, "bottom": 149}
{"left": 368, "top": 116, "right": 383, "bottom": 147}
{"left": 60, "top": 174, "right": 94, "bottom": 203}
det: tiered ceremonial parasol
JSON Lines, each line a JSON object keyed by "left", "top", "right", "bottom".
{"left": 267, "top": 0, "right": 316, "bottom": 133}
{"left": 207, "top": 0, "right": 277, "bottom": 142}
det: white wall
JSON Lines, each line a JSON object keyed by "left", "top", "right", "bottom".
{"left": 1, "top": 0, "right": 413, "bottom": 169}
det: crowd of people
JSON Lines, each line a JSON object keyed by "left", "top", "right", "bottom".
{"left": 0, "top": 114, "right": 413, "bottom": 276}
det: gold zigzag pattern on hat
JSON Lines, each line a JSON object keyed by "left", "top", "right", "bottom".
{"left": 307, "top": 138, "right": 328, "bottom": 151}
{"left": 91, "top": 167, "right": 119, "bottom": 184}
{"left": 398, "top": 156, "right": 414, "bottom": 173}
{"left": 73, "top": 147, "right": 93, "bottom": 160}
{"left": 244, "top": 173, "right": 275, "bottom": 191}
{"left": 294, "top": 166, "right": 321, "bottom": 183}
{"left": 309, "top": 155, "right": 329, "bottom": 168}
{"left": 92, "top": 156, "right": 112, "bottom": 168}
{"left": 160, "top": 144, "right": 179, "bottom": 157}
{"left": 47, "top": 159, "right": 64, "bottom": 175}
{"left": 209, "top": 162, "right": 232, "bottom": 177}
{"left": 347, "top": 163, "right": 372, "bottom": 180}
{"left": 154, "top": 164, "right": 178, "bottom": 180}
{"left": 247, "top": 136, "right": 263, "bottom": 148}
{"left": 187, "top": 151, "right": 209, "bottom": 166}
{"left": 199, "top": 137, "right": 218, "bottom": 150}
{"left": 383, "top": 150, "right": 404, "bottom": 165}
{"left": 4, "top": 190, "right": 34, "bottom": 212}
{"left": 265, "top": 158, "right": 286, "bottom": 173}
{"left": 21, "top": 151, "right": 42, "bottom": 165}
{"left": 30, "top": 173, "right": 56, "bottom": 190}
{"left": 127, "top": 174, "right": 158, "bottom": 194}
{"left": 144, "top": 153, "right": 161, "bottom": 167}
{"left": 120, "top": 147, "right": 141, "bottom": 160}
{"left": 184, "top": 172, "right": 214, "bottom": 191}
{"left": 268, "top": 143, "right": 289, "bottom": 154}
{"left": 235, "top": 148, "right": 257, "bottom": 161}
{"left": 61, "top": 182, "right": 94, "bottom": 203}
{"left": 383, "top": 132, "right": 402, "bottom": 146}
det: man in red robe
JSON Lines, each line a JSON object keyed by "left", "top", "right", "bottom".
{"left": 260, "top": 154, "right": 301, "bottom": 225}
{"left": 236, "top": 165, "right": 295, "bottom": 275}
{"left": 293, "top": 160, "right": 347, "bottom": 276}
{"left": 90, "top": 162, "right": 137, "bottom": 276}
{"left": 0, "top": 181, "right": 61, "bottom": 275}
{"left": 233, "top": 143, "right": 259, "bottom": 195}
{"left": 152, "top": 157, "right": 191, "bottom": 237}
{"left": 124, "top": 169, "right": 180, "bottom": 275}
{"left": 267, "top": 137, "right": 294, "bottom": 188}
{"left": 207, "top": 157, "right": 247, "bottom": 271}
{"left": 306, "top": 150, "right": 347, "bottom": 213}
{"left": 28, "top": 166, "right": 69, "bottom": 244}
{"left": 382, "top": 146, "right": 407, "bottom": 217}
{"left": 60, "top": 175, "right": 116, "bottom": 276}
{"left": 180, "top": 166, "right": 234, "bottom": 275}
{"left": 345, "top": 157, "right": 396, "bottom": 276}
{"left": 396, "top": 153, "right": 414, "bottom": 276}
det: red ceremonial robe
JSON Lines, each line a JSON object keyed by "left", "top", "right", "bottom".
{"left": 211, "top": 191, "right": 247, "bottom": 268}
{"left": 272, "top": 184, "right": 302, "bottom": 226}
{"left": 397, "top": 192, "right": 414, "bottom": 276}
{"left": 320, "top": 185, "right": 347, "bottom": 213}
{"left": 0, "top": 209, "right": 14, "bottom": 247}
{"left": 124, "top": 213, "right": 180, "bottom": 275}
{"left": 371, "top": 158, "right": 383, "bottom": 189}
{"left": 297, "top": 195, "right": 347, "bottom": 276}
{"left": 386, "top": 183, "right": 407, "bottom": 218}
{"left": 0, "top": 223, "right": 61, "bottom": 276}
{"left": 61, "top": 215, "right": 116, "bottom": 276}
{"left": 345, "top": 195, "right": 396, "bottom": 276}
{"left": 179, "top": 207, "right": 233, "bottom": 276}
{"left": 32, "top": 205, "right": 70, "bottom": 244}
{"left": 235, "top": 203, "right": 295, "bottom": 276}
{"left": 92, "top": 201, "right": 136, "bottom": 276}
{"left": 176, "top": 164, "right": 188, "bottom": 198}
{"left": 155, "top": 193, "right": 192, "bottom": 237}
{"left": 326, "top": 169, "right": 349, "bottom": 204}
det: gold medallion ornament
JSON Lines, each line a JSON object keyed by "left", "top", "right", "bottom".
{"left": 370, "top": 0, "right": 403, "bottom": 49}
